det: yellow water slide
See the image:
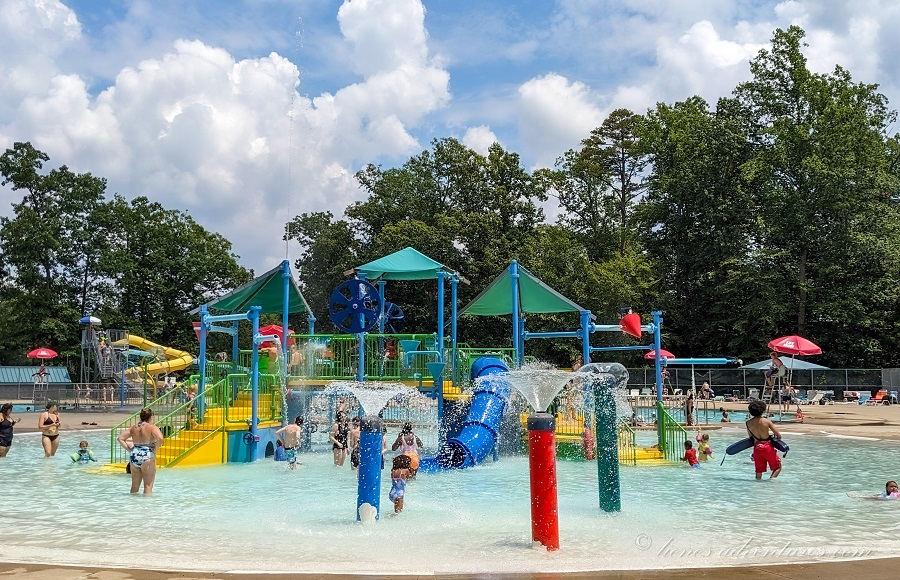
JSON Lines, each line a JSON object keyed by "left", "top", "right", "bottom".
{"left": 125, "top": 335, "right": 194, "bottom": 376}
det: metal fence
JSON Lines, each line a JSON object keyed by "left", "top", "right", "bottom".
{"left": 624, "top": 367, "right": 883, "bottom": 401}
{"left": 0, "top": 382, "right": 146, "bottom": 409}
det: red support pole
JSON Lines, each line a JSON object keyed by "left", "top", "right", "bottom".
{"left": 527, "top": 413, "right": 559, "bottom": 551}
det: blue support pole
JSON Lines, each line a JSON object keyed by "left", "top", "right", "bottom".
{"left": 435, "top": 271, "right": 446, "bottom": 424}
{"left": 510, "top": 261, "right": 521, "bottom": 368}
{"left": 357, "top": 416, "right": 384, "bottom": 522}
{"left": 580, "top": 310, "right": 592, "bottom": 364}
{"left": 356, "top": 275, "right": 367, "bottom": 383}
{"left": 652, "top": 310, "right": 664, "bottom": 449}
{"left": 281, "top": 260, "right": 291, "bottom": 375}
{"left": 198, "top": 306, "right": 209, "bottom": 419}
{"left": 307, "top": 313, "right": 316, "bottom": 335}
{"left": 249, "top": 306, "right": 261, "bottom": 461}
{"left": 451, "top": 276, "right": 458, "bottom": 385}
{"left": 377, "top": 280, "right": 386, "bottom": 334}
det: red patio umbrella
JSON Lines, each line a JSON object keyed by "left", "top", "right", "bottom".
{"left": 767, "top": 335, "right": 822, "bottom": 356}
{"left": 27, "top": 347, "right": 58, "bottom": 360}
{"left": 257, "top": 324, "right": 295, "bottom": 348}
{"left": 645, "top": 349, "right": 675, "bottom": 360}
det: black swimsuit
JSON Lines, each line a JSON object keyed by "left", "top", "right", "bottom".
{"left": 0, "top": 416, "right": 14, "bottom": 446}
{"left": 332, "top": 423, "right": 348, "bottom": 450}
{"left": 42, "top": 415, "right": 59, "bottom": 441}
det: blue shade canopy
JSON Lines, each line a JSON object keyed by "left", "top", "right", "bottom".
{"left": 460, "top": 263, "right": 593, "bottom": 316}
{"left": 741, "top": 357, "right": 829, "bottom": 370}
{"left": 353, "top": 247, "right": 453, "bottom": 281}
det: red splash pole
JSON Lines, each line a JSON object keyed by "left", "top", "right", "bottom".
{"left": 527, "top": 412, "right": 559, "bottom": 551}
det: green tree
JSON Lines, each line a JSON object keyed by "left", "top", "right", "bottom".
{"left": 0, "top": 142, "right": 108, "bottom": 363}
{"left": 735, "top": 25, "right": 898, "bottom": 364}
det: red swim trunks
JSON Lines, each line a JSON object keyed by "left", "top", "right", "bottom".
{"left": 753, "top": 441, "right": 781, "bottom": 474}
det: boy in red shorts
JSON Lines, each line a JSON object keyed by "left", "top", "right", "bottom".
{"left": 746, "top": 400, "right": 783, "bottom": 480}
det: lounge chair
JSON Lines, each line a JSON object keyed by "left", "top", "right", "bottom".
{"left": 857, "top": 393, "right": 872, "bottom": 405}
{"left": 866, "top": 390, "right": 889, "bottom": 405}
{"left": 804, "top": 392, "right": 824, "bottom": 405}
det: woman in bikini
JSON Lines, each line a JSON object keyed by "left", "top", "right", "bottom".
{"left": 38, "top": 402, "right": 61, "bottom": 457}
{"left": 117, "top": 408, "right": 165, "bottom": 494}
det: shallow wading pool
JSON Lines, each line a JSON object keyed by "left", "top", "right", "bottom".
{"left": 1, "top": 428, "right": 898, "bottom": 574}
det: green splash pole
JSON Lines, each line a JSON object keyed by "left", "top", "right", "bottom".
{"left": 594, "top": 373, "right": 621, "bottom": 512}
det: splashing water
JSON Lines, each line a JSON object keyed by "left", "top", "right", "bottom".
{"left": 324, "top": 381, "right": 424, "bottom": 416}
{"left": 499, "top": 362, "right": 590, "bottom": 413}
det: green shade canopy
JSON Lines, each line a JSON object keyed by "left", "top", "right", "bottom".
{"left": 460, "top": 263, "right": 593, "bottom": 317}
{"left": 353, "top": 247, "right": 454, "bottom": 281}
{"left": 191, "top": 262, "right": 311, "bottom": 315}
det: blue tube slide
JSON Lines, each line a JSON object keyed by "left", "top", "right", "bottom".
{"left": 419, "top": 357, "right": 511, "bottom": 473}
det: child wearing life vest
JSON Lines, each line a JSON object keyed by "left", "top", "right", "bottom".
{"left": 697, "top": 432, "right": 713, "bottom": 461}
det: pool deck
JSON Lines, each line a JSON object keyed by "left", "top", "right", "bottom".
{"left": 14, "top": 400, "right": 900, "bottom": 440}
{"left": 2, "top": 558, "right": 900, "bottom": 579}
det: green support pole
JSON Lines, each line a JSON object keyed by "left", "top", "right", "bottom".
{"left": 594, "top": 374, "right": 621, "bottom": 512}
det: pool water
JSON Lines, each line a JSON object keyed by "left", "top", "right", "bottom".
{"left": 2, "top": 427, "right": 898, "bottom": 573}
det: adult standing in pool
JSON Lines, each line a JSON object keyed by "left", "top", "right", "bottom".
{"left": 38, "top": 402, "right": 61, "bottom": 457}
{"left": 0, "top": 403, "right": 22, "bottom": 457}
{"left": 117, "top": 408, "right": 164, "bottom": 494}
{"left": 329, "top": 411, "right": 350, "bottom": 467}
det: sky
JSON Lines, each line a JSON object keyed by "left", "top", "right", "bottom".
{"left": 1, "top": 0, "right": 898, "bottom": 274}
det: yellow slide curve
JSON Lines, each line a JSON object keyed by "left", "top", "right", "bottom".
{"left": 125, "top": 335, "right": 194, "bottom": 376}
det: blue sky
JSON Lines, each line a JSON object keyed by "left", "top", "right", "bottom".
{"left": 2, "top": 0, "right": 898, "bottom": 272}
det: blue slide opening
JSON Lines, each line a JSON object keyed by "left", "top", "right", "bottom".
{"left": 419, "top": 357, "right": 511, "bottom": 473}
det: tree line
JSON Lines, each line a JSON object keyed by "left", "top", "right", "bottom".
{"left": 1, "top": 27, "right": 897, "bottom": 372}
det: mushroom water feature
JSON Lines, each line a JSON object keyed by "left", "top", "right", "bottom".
{"left": 502, "top": 363, "right": 591, "bottom": 551}
{"left": 323, "top": 381, "right": 425, "bottom": 524}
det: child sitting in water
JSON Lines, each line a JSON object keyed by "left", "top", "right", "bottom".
{"left": 881, "top": 481, "right": 900, "bottom": 499}
{"left": 681, "top": 440, "right": 699, "bottom": 468}
{"left": 696, "top": 433, "right": 712, "bottom": 461}
{"left": 71, "top": 440, "right": 97, "bottom": 463}
{"left": 389, "top": 454, "right": 412, "bottom": 513}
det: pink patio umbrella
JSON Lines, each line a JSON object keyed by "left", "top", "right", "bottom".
{"left": 27, "top": 347, "right": 58, "bottom": 360}
{"left": 644, "top": 349, "right": 675, "bottom": 360}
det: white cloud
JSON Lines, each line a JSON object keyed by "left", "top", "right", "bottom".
{"left": 517, "top": 73, "right": 604, "bottom": 168}
{"left": 0, "top": 0, "right": 450, "bottom": 273}
{"left": 461, "top": 125, "right": 499, "bottom": 156}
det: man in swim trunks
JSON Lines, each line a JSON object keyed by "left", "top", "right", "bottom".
{"left": 276, "top": 415, "right": 305, "bottom": 470}
{"left": 117, "top": 408, "right": 164, "bottom": 494}
{"left": 746, "top": 400, "right": 783, "bottom": 480}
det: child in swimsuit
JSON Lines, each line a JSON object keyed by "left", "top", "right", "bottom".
{"left": 389, "top": 454, "right": 412, "bottom": 513}
{"left": 697, "top": 433, "right": 712, "bottom": 461}
{"left": 681, "top": 440, "right": 700, "bottom": 468}
{"left": 880, "top": 480, "right": 900, "bottom": 499}
{"left": 392, "top": 422, "right": 422, "bottom": 477}
{"left": 72, "top": 440, "right": 97, "bottom": 463}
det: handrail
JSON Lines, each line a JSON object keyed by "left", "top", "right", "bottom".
{"left": 657, "top": 401, "right": 689, "bottom": 462}
{"left": 222, "top": 373, "right": 282, "bottom": 424}
{"left": 109, "top": 378, "right": 226, "bottom": 464}
{"left": 617, "top": 419, "right": 637, "bottom": 466}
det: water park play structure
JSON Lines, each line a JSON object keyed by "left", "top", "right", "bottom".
{"left": 96, "top": 247, "right": 755, "bottom": 550}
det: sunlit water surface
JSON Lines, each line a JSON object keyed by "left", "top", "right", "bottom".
{"left": 2, "top": 427, "right": 899, "bottom": 574}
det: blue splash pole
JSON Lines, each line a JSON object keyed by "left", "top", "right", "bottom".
{"left": 357, "top": 416, "right": 384, "bottom": 522}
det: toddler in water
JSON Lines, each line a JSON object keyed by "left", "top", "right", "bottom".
{"left": 389, "top": 454, "right": 412, "bottom": 513}
{"left": 681, "top": 440, "right": 699, "bottom": 468}
{"left": 71, "top": 440, "right": 97, "bottom": 463}
{"left": 696, "top": 433, "right": 712, "bottom": 461}
{"left": 881, "top": 480, "right": 900, "bottom": 499}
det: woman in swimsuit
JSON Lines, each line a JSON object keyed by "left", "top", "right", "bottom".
{"left": 0, "top": 403, "right": 22, "bottom": 457}
{"left": 329, "top": 411, "right": 350, "bottom": 467}
{"left": 38, "top": 402, "right": 62, "bottom": 457}
{"left": 392, "top": 422, "right": 423, "bottom": 476}
{"left": 117, "top": 408, "right": 165, "bottom": 495}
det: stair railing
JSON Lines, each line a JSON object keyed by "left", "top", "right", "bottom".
{"left": 657, "top": 401, "right": 689, "bottom": 462}
{"left": 617, "top": 419, "right": 637, "bottom": 466}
